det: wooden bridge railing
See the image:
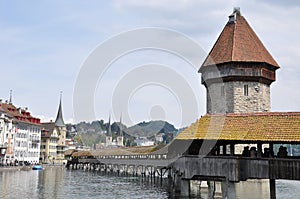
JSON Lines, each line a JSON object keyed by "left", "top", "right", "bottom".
{"left": 69, "top": 154, "right": 300, "bottom": 181}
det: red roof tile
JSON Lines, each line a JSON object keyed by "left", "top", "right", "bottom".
{"left": 1, "top": 103, "right": 40, "bottom": 125}
{"left": 201, "top": 9, "right": 279, "bottom": 68}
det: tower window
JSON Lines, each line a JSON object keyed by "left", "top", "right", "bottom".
{"left": 244, "top": 85, "right": 249, "bottom": 96}
{"left": 221, "top": 86, "right": 225, "bottom": 96}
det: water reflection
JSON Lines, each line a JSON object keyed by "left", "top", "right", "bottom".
{"left": 0, "top": 168, "right": 169, "bottom": 199}
{"left": 1, "top": 167, "right": 300, "bottom": 198}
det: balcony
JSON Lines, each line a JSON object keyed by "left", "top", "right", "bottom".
{"left": 31, "top": 139, "right": 40, "bottom": 143}
{"left": 57, "top": 146, "right": 65, "bottom": 153}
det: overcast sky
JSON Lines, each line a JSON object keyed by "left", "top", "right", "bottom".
{"left": 1, "top": 1, "right": 300, "bottom": 128}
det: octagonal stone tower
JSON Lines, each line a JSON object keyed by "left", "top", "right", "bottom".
{"left": 199, "top": 8, "right": 279, "bottom": 114}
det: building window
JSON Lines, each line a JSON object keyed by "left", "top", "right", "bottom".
{"left": 244, "top": 85, "right": 249, "bottom": 96}
{"left": 221, "top": 85, "right": 225, "bottom": 96}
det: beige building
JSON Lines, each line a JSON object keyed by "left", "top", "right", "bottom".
{"left": 40, "top": 95, "right": 66, "bottom": 164}
{"left": 40, "top": 124, "right": 59, "bottom": 163}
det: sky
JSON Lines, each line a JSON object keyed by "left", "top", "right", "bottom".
{"left": 0, "top": 1, "right": 300, "bottom": 128}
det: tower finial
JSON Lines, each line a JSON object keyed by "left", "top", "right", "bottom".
{"left": 9, "top": 90, "right": 12, "bottom": 104}
{"left": 228, "top": 7, "right": 241, "bottom": 23}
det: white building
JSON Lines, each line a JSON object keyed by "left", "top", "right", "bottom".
{"left": 1, "top": 99, "right": 41, "bottom": 164}
{"left": 0, "top": 103, "right": 14, "bottom": 165}
{"left": 155, "top": 133, "right": 164, "bottom": 143}
{"left": 135, "top": 137, "right": 155, "bottom": 146}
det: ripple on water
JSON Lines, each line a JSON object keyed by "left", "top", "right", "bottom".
{"left": 0, "top": 168, "right": 299, "bottom": 199}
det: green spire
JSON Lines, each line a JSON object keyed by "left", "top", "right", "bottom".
{"left": 55, "top": 92, "right": 65, "bottom": 127}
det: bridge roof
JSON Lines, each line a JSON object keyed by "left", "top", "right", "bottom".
{"left": 176, "top": 112, "right": 300, "bottom": 143}
{"left": 72, "top": 145, "right": 166, "bottom": 157}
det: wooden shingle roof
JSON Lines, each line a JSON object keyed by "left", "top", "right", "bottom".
{"left": 201, "top": 9, "right": 279, "bottom": 69}
{"left": 176, "top": 112, "right": 300, "bottom": 142}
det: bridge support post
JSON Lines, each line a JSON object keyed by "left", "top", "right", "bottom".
{"left": 230, "top": 144, "right": 235, "bottom": 156}
{"left": 270, "top": 179, "right": 276, "bottom": 199}
{"left": 180, "top": 179, "right": 190, "bottom": 197}
{"left": 223, "top": 144, "right": 227, "bottom": 155}
{"left": 174, "top": 174, "right": 181, "bottom": 194}
{"left": 257, "top": 142, "right": 262, "bottom": 158}
{"left": 207, "top": 181, "right": 215, "bottom": 198}
{"left": 222, "top": 180, "right": 236, "bottom": 199}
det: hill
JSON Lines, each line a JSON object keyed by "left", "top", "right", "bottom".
{"left": 67, "top": 120, "right": 179, "bottom": 147}
{"left": 125, "top": 120, "right": 177, "bottom": 137}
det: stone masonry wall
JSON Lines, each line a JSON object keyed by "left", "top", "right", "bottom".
{"left": 232, "top": 81, "right": 270, "bottom": 113}
{"left": 207, "top": 81, "right": 270, "bottom": 114}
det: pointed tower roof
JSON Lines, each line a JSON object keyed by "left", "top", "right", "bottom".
{"left": 55, "top": 92, "right": 65, "bottom": 127}
{"left": 119, "top": 113, "right": 123, "bottom": 137}
{"left": 107, "top": 113, "right": 112, "bottom": 136}
{"left": 201, "top": 8, "right": 279, "bottom": 69}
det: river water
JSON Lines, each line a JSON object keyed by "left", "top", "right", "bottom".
{"left": 0, "top": 167, "right": 299, "bottom": 199}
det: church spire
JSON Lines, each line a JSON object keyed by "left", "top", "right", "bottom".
{"left": 107, "top": 113, "right": 111, "bottom": 135}
{"left": 119, "top": 113, "right": 123, "bottom": 137}
{"left": 55, "top": 92, "right": 65, "bottom": 127}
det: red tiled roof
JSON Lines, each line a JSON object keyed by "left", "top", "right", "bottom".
{"left": 176, "top": 112, "right": 300, "bottom": 142}
{"left": 1, "top": 103, "right": 40, "bottom": 125}
{"left": 201, "top": 10, "right": 279, "bottom": 68}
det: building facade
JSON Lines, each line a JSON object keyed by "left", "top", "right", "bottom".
{"left": 0, "top": 104, "right": 14, "bottom": 165}
{"left": 40, "top": 95, "right": 66, "bottom": 164}
{"left": 40, "top": 123, "right": 59, "bottom": 163}
{"left": 0, "top": 99, "right": 41, "bottom": 165}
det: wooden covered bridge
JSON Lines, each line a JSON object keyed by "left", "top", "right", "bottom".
{"left": 68, "top": 7, "right": 298, "bottom": 198}
{"left": 67, "top": 112, "right": 300, "bottom": 198}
